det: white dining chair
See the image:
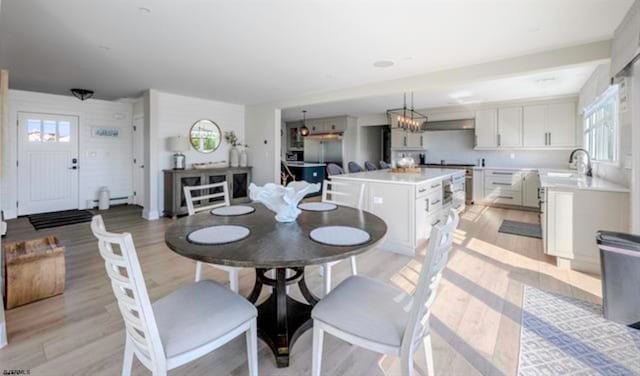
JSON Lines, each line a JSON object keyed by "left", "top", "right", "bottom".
{"left": 311, "top": 209, "right": 459, "bottom": 376}
{"left": 90, "top": 215, "right": 258, "bottom": 376}
{"left": 320, "top": 179, "right": 365, "bottom": 295}
{"left": 184, "top": 182, "right": 240, "bottom": 293}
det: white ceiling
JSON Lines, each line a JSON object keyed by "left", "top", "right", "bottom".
{"left": 0, "top": 0, "right": 632, "bottom": 104}
{"left": 282, "top": 63, "right": 601, "bottom": 121}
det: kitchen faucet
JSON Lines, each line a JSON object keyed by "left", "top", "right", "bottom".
{"left": 569, "top": 148, "right": 593, "bottom": 177}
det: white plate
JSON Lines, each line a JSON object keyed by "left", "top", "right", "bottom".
{"left": 309, "top": 226, "right": 371, "bottom": 247}
{"left": 187, "top": 225, "right": 250, "bottom": 245}
{"left": 211, "top": 205, "right": 255, "bottom": 216}
{"left": 298, "top": 202, "right": 338, "bottom": 212}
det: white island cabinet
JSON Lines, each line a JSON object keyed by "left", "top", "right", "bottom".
{"left": 331, "top": 168, "right": 465, "bottom": 255}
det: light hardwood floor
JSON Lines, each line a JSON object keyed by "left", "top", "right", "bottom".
{"left": 0, "top": 204, "right": 602, "bottom": 375}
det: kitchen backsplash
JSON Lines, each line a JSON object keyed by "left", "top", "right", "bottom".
{"left": 392, "top": 130, "right": 572, "bottom": 169}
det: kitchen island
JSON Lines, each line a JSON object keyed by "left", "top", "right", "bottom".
{"left": 331, "top": 168, "right": 466, "bottom": 255}
{"left": 286, "top": 162, "right": 326, "bottom": 196}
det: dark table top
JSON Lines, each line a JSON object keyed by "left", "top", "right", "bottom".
{"left": 164, "top": 202, "right": 387, "bottom": 268}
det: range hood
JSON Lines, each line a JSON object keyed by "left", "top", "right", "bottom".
{"left": 423, "top": 118, "right": 475, "bottom": 131}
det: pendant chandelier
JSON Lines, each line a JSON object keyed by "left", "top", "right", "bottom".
{"left": 386, "top": 92, "right": 428, "bottom": 133}
{"left": 299, "top": 110, "right": 310, "bottom": 136}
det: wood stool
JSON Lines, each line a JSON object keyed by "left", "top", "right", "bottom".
{"left": 4, "top": 236, "right": 65, "bottom": 309}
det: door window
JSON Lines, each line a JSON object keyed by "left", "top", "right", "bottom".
{"left": 27, "top": 118, "right": 72, "bottom": 143}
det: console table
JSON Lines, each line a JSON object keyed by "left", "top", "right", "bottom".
{"left": 163, "top": 166, "right": 252, "bottom": 218}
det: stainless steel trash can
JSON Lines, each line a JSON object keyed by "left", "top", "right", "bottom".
{"left": 596, "top": 231, "right": 640, "bottom": 328}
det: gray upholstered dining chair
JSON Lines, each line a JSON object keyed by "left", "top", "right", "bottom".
{"left": 311, "top": 209, "right": 460, "bottom": 376}
{"left": 379, "top": 160, "right": 391, "bottom": 169}
{"left": 184, "top": 182, "right": 240, "bottom": 293}
{"left": 364, "top": 161, "right": 378, "bottom": 171}
{"left": 91, "top": 215, "right": 258, "bottom": 376}
{"left": 347, "top": 161, "right": 364, "bottom": 173}
{"left": 326, "top": 163, "right": 344, "bottom": 176}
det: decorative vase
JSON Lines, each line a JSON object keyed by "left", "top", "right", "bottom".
{"left": 240, "top": 148, "right": 248, "bottom": 167}
{"left": 230, "top": 146, "right": 240, "bottom": 167}
{"left": 249, "top": 182, "right": 321, "bottom": 222}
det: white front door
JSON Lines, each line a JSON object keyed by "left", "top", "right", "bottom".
{"left": 132, "top": 117, "right": 145, "bottom": 207}
{"left": 18, "top": 112, "right": 79, "bottom": 215}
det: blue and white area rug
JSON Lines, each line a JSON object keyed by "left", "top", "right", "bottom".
{"left": 518, "top": 286, "right": 640, "bottom": 375}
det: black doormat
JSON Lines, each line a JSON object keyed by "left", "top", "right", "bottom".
{"left": 498, "top": 219, "right": 542, "bottom": 239}
{"left": 27, "top": 209, "right": 94, "bottom": 230}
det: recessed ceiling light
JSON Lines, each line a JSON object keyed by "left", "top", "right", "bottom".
{"left": 534, "top": 77, "right": 558, "bottom": 85}
{"left": 449, "top": 90, "right": 472, "bottom": 99}
{"left": 373, "top": 60, "right": 394, "bottom": 68}
{"left": 138, "top": 7, "right": 152, "bottom": 13}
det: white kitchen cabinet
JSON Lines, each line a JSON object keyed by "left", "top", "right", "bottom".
{"left": 545, "top": 190, "right": 574, "bottom": 259}
{"left": 522, "top": 102, "right": 576, "bottom": 148}
{"left": 541, "top": 185, "right": 629, "bottom": 274}
{"left": 497, "top": 107, "right": 523, "bottom": 147}
{"left": 523, "top": 105, "right": 547, "bottom": 147}
{"left": 547, "top": 102, "right": 576, "bottom": 147}
{"left": 407, "top": 132, "right": 425, "bottom": 149}
{"left": 475, "top": 100, "right": 577, "bottom": 150}
{"left": 391, "top": 128, "right": 426, "bottom": 149}
{"left": 391, "top": 128, "right": 408, "bottom": 148}
{"left": 472, "top": 169, "right": 485, "bottom": 204}
{"left": 522, "top": 171, "right": 540, "bottom": 208}
{"left": 479, "top": 169, "right": 543, "bottom": 208}
{"left": 305, "top": 116, "right": 349, "bottom": 134}
{"left": 475, "top": 109, "right": 498, "bottom": 148}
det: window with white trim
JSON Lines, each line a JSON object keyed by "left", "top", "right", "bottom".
{"left": 583, "top": 86, "right": 619, "bottom": 163}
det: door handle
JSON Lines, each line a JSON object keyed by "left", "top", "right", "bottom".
{"left": 68, "top": 166, "right": 78, "bottom": 170}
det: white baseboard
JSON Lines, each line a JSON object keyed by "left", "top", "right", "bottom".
{"left": 0, "top": 321, "right": 7, "bottom": 349}
{"left": 142, "top": 209, "right": 159, "bottom": 221}
{"left": 2, "top": 209, "right": 17, "bottom": 220}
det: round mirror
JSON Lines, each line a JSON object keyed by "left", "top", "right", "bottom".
{"left": 189, "top": 119, "right": 221, "bottom": 153}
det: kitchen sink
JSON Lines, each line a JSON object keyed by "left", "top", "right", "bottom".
{"left": 545, "top": 171, "right": 577, "bottom": 179}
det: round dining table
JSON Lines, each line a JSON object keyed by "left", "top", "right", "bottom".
{"left": 164, "top": 201, "right": 387, "bottom": 368}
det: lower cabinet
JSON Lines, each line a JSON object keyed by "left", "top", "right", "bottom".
{"left": 541, "top": 187, "right": 629, "bottom": 274}
{"left": 477, "top": 168, "right": 540, "bottom": 209}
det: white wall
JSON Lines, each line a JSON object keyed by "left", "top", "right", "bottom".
{"left": 579, "top": 63, "right": 632, "bottom": 187}
{"left": 153, "top": 91, "right": 245, "bottom": 214}
{"left": 357, "top": 125, "right": 383, "bottom": 166}
{"left": 1, "top": 90, "right": 133, "bottom": 219}
{"left": 245, "top": 104, "right": 280, "bottom": 185}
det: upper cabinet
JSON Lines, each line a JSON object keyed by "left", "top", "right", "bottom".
{"left": 391, "top": 128, "right": 426, "bottom": 149}
{"left": 306, "top": 116, "right": 348, "bottom": 134}
{"left": 497, "top": 107, "right": 523, "bottom": 148}
{"left": 546, "top": 103, "right": 576, "bottom": 147}
{"left": 286, "top": 121, "right": 304, "bottom": 151}
{"left": 523, "top": 105, "right": 547, "bottom": 147}
{"left": 475, "top": 99, "right": 577, "bottom": 150}
{"left": 475, "top": 109, "right": 498, "bottom": 148}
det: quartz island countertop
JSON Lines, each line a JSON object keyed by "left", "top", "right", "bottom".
{"left": 331, "top": 168, "right": 465, "bottom": 185}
